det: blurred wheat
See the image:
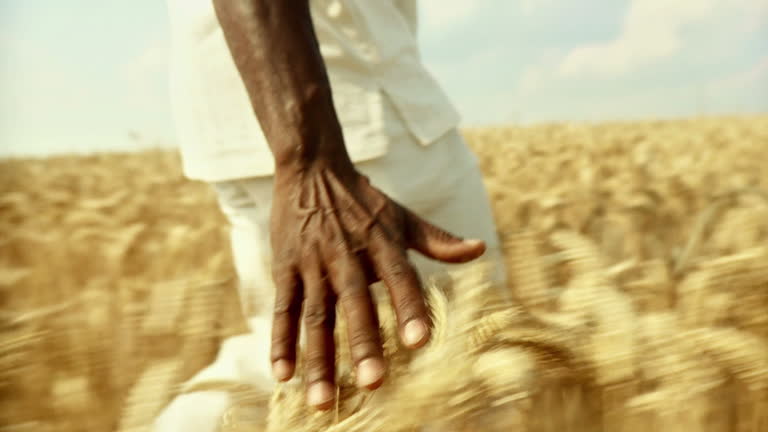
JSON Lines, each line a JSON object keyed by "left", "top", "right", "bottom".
{"left": 1, "top": 115, "right": 767, "bottom": 431}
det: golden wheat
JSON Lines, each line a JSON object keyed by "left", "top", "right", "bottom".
{"left": 1, "top": 115, "right": 767, "bottom": 431}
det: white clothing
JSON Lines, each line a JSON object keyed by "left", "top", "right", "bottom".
{"left": 166, "top": 0, "right": 461, "bottom": 182}
{"left": 159, "top": 3, "right": 505, "bottom": 429}
{"left": 153, "top": 128, "right": 507, "bottom": 432}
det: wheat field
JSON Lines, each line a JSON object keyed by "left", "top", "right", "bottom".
{"left": 1, "top": 115, "right": 767, "bottom": 431}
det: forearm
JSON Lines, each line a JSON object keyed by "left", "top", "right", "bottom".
{"left": 212, "top": 0, "right": 350, "bottom": 174}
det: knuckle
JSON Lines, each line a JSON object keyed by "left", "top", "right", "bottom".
{"left": 336, "top": 270, "right": 367, "bottom": 295}
{"left": 388, "top": 261, "right": 406, "bottom": 277}
{"left": 300, "top": 245, "right": 320, "bottom": 262}
{"left": 271, "top": 330, "right": 295, "bottom": 351}
{"left": 384, "top": 259, "right": 412, "bottom": 281}
{"left": 304, "top": 304, "right": 332, "bottom": 329}
{"left": 305, "top": 354, "right": 332, "bottom": 378}
{"left": 370, "top": 225, "right": 391, "bottom": 243}
{"left": 330, "top": 238, "right": 350, "bottom": 256}
{"left": 272, "top": 266, "right": 297, "bottom": 288}
{"left": 274, "top": 248, "right": 292, "bottom": 264}
{"left": 338, "top": 291, "right": 368, "bottom": 309}
{"left": 394, "top": 295, "right": 420, "bottom": 316}
{"left": 273, "top": 297, "right": 300, "bottom": 316}
{"left": 348, "top": 328, "right": 379, "bottom": 351}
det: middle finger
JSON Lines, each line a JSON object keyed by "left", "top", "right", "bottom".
{"left": 327, "top": 252, "right": 385, "bottom": 390}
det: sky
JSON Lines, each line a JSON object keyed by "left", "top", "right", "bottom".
{"left": 0, "top": 0, "right": 766, "bottom": 157}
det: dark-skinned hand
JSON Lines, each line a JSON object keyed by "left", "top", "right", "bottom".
{"left": 211, "top": 0, "right": 486, "bottom": 410}
{"left": 268, "top": 161, "right": 486, "bottom": 409}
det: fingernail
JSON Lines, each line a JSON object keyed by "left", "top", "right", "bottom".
{"left": 307, "top": 382, "right": 334, "bottom": 408}
{"left": 356, "top": 358, "right": 386, "bottom": 389}
{"left": 403, "top": 319, "right": 428, "bottom": 347}
{"left": 465, "top": 239, "right": 484, "bottom": 247}
{"left": 272, "top": 360, "right": 293, "bottom": 382}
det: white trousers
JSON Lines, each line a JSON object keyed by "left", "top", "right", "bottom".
{"left": 153, "top": 129, "right": 505, "bottom": 432}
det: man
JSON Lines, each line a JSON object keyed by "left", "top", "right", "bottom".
{"left": 155, "top": 0, "right": 505, "bottom": 429}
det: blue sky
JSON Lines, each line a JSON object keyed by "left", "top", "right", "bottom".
{"left": 1, "top": 0, "right": 766, "bottom": 156}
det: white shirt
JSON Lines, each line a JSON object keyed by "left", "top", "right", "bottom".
{"left": 166, "top": 0, "right": 461, "bottom": 182}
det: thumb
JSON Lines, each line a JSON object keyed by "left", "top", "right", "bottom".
{"left": 406, "top": 211, "right": 486, "bottom": 263}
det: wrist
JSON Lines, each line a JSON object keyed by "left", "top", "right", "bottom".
{"left": 274, "top": 145, "right": 358, "bottom": 183}
{"left": 271, "top": 108, "right": 352, "bottom": 173}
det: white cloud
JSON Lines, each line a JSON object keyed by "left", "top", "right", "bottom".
{"left": 559, "top": 0, "right": 719, "bottom": 78}
{"left": 734, "top": 0, "right": 768, "bottom": 32}
{"left": 420, "top": 0, "right": 480, "bottom": 33}
{"left": 520, "top": 0, "right": 556, "bottom": 15}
